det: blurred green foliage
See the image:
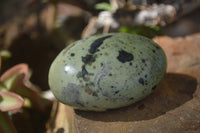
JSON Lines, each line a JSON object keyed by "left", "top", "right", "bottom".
{"left": 120, "top": 25, "right": 162, "bottom": 38}
{"left": 95, "top": 2, "right": 113, "bottom": 11}
{"left": 0, "top": 50, "right": 12, "bottom": 60}
{"left": 0, "top": 0, "right": 7, "bottom": 13}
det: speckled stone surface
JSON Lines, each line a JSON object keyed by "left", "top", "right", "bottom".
{"left": 48, "top": 33, "right": 167, "bottom": 111}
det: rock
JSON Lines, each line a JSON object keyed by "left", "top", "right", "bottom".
{"left": 47, "top": 33, "right": 200, "bottom": 133}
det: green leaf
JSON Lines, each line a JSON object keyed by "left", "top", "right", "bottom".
{"left": 0, "top": 63, "right": 50, "bottom": 112}
{"left": 0, "top": 50, "right": 12, "bottom": 60}
{"left": 0, "top": 91, "right": 24, "bottom": 112}
{"left": 95, "top": 2, "right": 113, "bottom": 11}
{"left": 0, "top": 112, "right": 17, "bottom": 133}
{"left": 1, "top": 73, "right": 24, "bottom": 91}
{"left": 0, "top": 64, "right": 29, "bottom": 91}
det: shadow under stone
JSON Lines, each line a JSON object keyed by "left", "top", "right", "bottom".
{"left": 75, "top": 73, "right": 197, "bottom": 122}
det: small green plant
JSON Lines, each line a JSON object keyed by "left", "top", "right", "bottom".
{"left": 95, "top": 2, "right": 113, "bottom": 11}
{"left": 0, "top": 54, "right": 50, "bottom": 133}
{"left": 120, "top": 25, "right": 162, "bottom": 38}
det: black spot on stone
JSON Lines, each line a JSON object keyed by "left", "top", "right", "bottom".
{"left": 129, "top": 97, "right": 134, "bottom": 100}
{"left": 56, "top": 128, "right": 64, "bottom": 133}
{"left": 152, "top": 49, "right": 156, "bottom": 53}
{"left": 117, "top": 50, "right": 133, "bottom": 63}
{"left": 129, "top": 62, "right": 132, "bottom": 66}
{"left": 140, "top": 51, "right": 143, "bottom": 54}
{"left": 155, "top": 45, "right": 160, "bottom": 49}
{"left": 111, "top": 86, "right": 114, "bottom": 88}
{"left": 93, "top": 105, "right": 98, "bottom": 108}
{"left": 114, "top": 90, "right": 119, "bottom": 94}
{"left": 70, "top": 53, "right": 75, "bottom": 56}
{"left": 118, "top": 40, "right": 124, "bottom": 44}
{"left": 152, "top": 85, "right": 157, "bottom": 90}
{"left": 82, "top": 54, "right": 95, "bottom": 64}
{"left": 145, "top": 75, "right": 148, "bottom": 78}
{"left": 138, "top": 78, "right": 144, "bottom": 85}
{"left": 109, "top": 73, "right": 112, "bottom": 76}
{"left": 77, "top": 102, "right": 85, "bottom": 107}
{"left": 81, "top": 66, "right": 88, "bottom": 77}
{"left": 92, "top": 92, "right": 98, "bottom": 97}
{"left": 89, "top": 35, "right": 112, "bottom": 54}
{"left": 100, "top": 63, "right": 103, "bottom": 67}
{"left": 141, "top": 59, "right": 145, "bottom": 63}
